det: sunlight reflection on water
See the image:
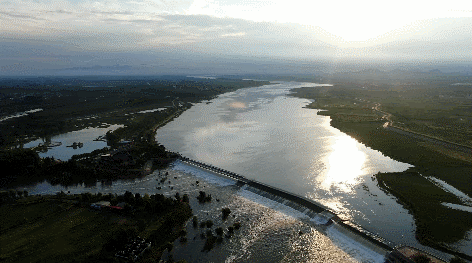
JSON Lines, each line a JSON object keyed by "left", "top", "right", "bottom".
{"left": 154, "top": 81, "right": 416, "bottom": 248}
{"left": 321, "top": 135, "right": 367, "bottom": 192}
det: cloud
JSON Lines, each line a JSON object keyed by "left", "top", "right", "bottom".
{"left": 0, "top": 0, "right": 471, "bottom": 75}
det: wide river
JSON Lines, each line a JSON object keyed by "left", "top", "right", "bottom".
{"left": 155, "top": 81, "right": 437, "bottom": 251}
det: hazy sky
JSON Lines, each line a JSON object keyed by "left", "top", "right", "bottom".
{"left": 1, "top": 0, "right": 471, "bottom": 75}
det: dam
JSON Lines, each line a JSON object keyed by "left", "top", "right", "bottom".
{"left": 176, "top": 155, "right": 448, "bottom": 263}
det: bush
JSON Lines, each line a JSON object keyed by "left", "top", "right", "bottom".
{"left": 197, "top": 191, "right": 212, "bottom": 203}
{"left": 205, "top": 220, "right": 213, "bottom": 228}
{"left": 203, "top": 235, "right": 217, "bottom": 251}
{"left": 233, "top": 222, "right": 241, "bottom": 230}
{"left": 215, "top": 227, "right": 223, "bottom": 236}
{"left": 182, "top": 194, "right": 189, "bottom": 203}
{"left": 222, "top": 208, "right": 231, "bottom": 220}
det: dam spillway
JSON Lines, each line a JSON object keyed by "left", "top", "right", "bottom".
{"left": 177, "top": 155, "right": 395, "bottom": 256}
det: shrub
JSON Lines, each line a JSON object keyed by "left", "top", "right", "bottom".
{"left": 203, "top": 235, "right": 217, "bottom": 251}
{"left": 197, "top": 191, "right": 212, "bottom": 203}
{"left": 233, "top": 222, "right": 241, "bottom": 230}
{"left": 206, "top": 220, "right": 213, "bottom": 228}
{"left": 215, "top": 227, "right": 223, "bottom": 236}
{"left": 222, "top": 208, "right": 231, "bottom": 220}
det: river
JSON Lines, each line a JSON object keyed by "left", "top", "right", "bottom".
{"left": 154, "top": 81, "right": 440, "bottom": 252}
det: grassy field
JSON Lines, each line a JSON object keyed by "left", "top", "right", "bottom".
{"left": 0, "top": 198, "right": 121, "bottom": 262}
{"left": 0, "top": 194, "right": 192, "bottom": 263}
{"left": 376, "top": 171, "right": 472, "bottom": 260}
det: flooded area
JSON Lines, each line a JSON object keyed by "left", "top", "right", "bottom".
{"left": 21, "top": 160, "right": 388, "bottom": 262}
{"left": 170, "top": 163, "right": 387, "bottom": 262}
{"left": 21, "top": 124, "right": 123, "bottom": 160}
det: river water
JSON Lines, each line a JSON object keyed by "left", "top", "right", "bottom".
{"left": 154, "top": 82, "right": 436, "bottom": 251}
{"left": 21, "top": 124, "right": 123, "bottom": 160}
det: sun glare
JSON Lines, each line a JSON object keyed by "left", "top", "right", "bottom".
{"left": 319, "top": 135, "right": 366, "bottom": 192}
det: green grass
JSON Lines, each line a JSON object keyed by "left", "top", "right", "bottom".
{"left": 0, "top": 199, "right": 124, "bottom": 263}
{"left": 376, "top": 171, "right": 472, "bottom": 259}
{"left": 0, "top": 194, "right": 193, "bottom": 263}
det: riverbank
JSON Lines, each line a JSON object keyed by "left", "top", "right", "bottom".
{"left": 289, "top": 84, "right": 472, "bottom": 259}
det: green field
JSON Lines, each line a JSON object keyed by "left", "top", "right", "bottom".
{"left": 0, "top": 198, "right": 119, "bottom": 262}
{"left": 0, "top": 194, "right": 192, "bottom": 263}
{"left": 376, "top": 171, "right": 472, "bottom": 260}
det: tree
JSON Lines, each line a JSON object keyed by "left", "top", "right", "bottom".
{"left": 205, "top": 220, "right": 213, "bottom": 228}
{"left": 233, "top": 222, "right": 241, "bottom": 230}
{"left": 182, "top": 194, "right": 189, "bottom": 203}
{"left": 124, "top": 191, "right": 133, "bottom": 203}
{"left": 222, "top": 208, "right": 231, "bottom": 220}
{"left": 106, "top": 130, "right": 119, "bottom": 146}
